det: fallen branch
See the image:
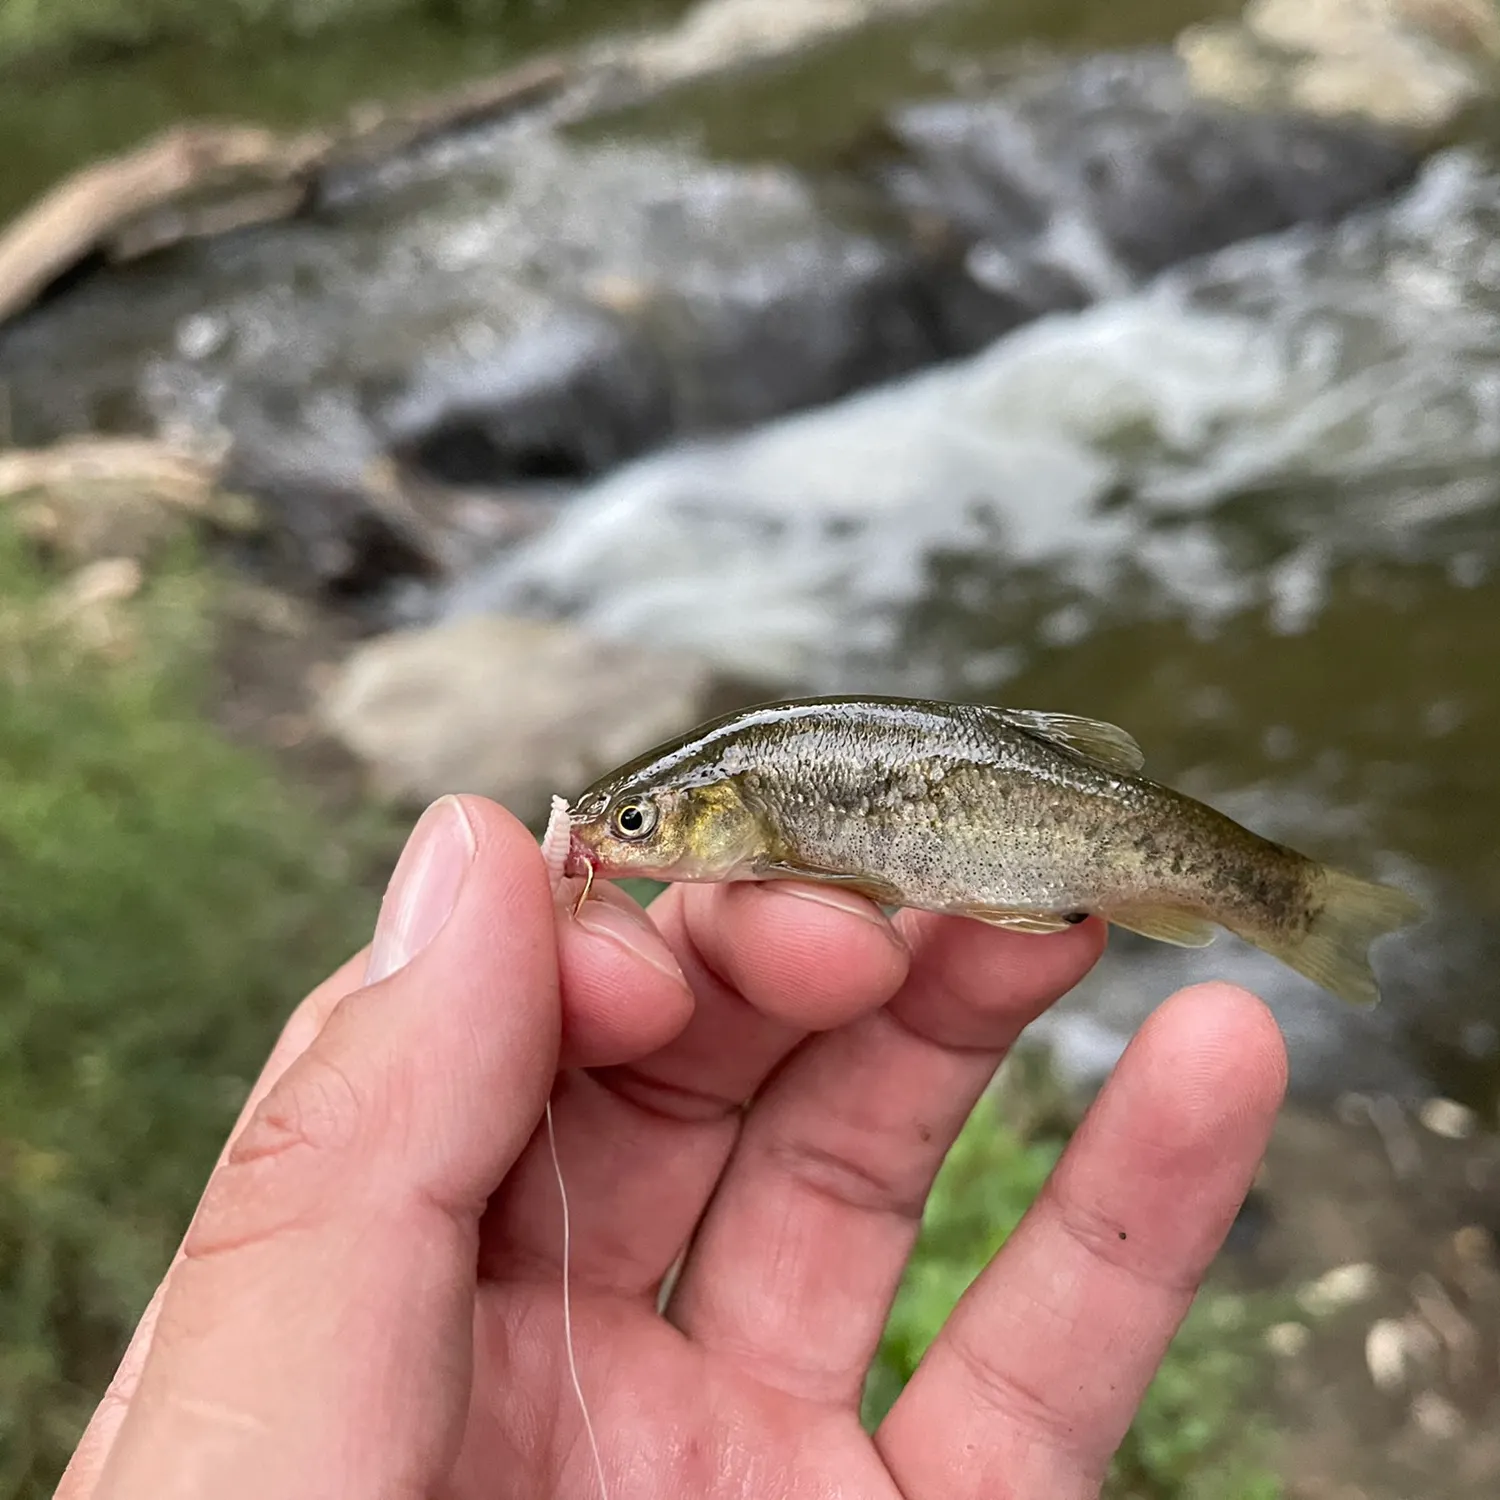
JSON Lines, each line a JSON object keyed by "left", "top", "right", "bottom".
{"left": 0, "top": 126, "right": 326, "bottom": 327}
{"left": 0, "top": 437, "right": 227, "bottom": 511}
{"left": 0, "top": 55, "right": 569, "bottom": 330}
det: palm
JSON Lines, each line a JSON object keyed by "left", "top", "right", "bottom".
{"left": 457, "top": 1286, "right": 894, "bottom": 1498}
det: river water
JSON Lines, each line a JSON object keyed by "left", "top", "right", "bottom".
{"left": 454, "top": 143, "right": 1500, "bottom": 1106}
{"left": 3, "top": 0, "right": 1497, "bottom": 1112}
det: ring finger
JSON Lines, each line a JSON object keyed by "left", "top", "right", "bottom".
{"left": 662, "top": 912, "right": 1106, "bottom": 1403}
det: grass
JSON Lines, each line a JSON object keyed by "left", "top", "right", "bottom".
{"left": 0, "top": 520, "right": 395, "bottom": 1497}
{"left": 0, "top": 510, "right": 1282, "bottom": 1498}
{"left": 0, "top": 0, "right": 684, "bottom": 73}
{"left": 0, "top": 0, "right": 424, "bottom": 71}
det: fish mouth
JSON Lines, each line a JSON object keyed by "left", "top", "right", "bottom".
{"left": 563, "top": 831, "right": 596, "bottom": 879}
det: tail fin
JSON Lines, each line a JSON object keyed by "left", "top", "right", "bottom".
{"left": 1259, "top": 867, "right": 1425, "bottom": 1007}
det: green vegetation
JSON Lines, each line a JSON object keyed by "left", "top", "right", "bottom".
{"left": 0, "top": 0, "right": 387, "bottom": 70}
{"left": 0, "top": 512, "right": 1280, "bottom": 1498}
{"left": 0, "top": 0, "right": 684, "bottom": 74}
{"left": 0, "top": 520, "right": 394, "bottom": 1497}
{"left": 867, "top": 1082, "right": 1285, "bottom": 1500}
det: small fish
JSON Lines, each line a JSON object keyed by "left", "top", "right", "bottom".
{"left": 565, "top": 696, "right": 1425, "bottom": 1007}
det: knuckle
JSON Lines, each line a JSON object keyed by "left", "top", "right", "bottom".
{"left": 1053, "top": 1183, "right": 1199, "bottom": 1296}
{"left": 229, "top": 1050, "right": 364, "bottom": 1166}
{"left": 947, "top": 1330, "right": 1085, "bottom": 1455}
{"left": 184, "top": 1051, "right": 367, "bottom": 1261}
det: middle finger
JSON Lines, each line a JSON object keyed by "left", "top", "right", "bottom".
{"left": 478, "top": 877, "right": 911, "bottom": 1293}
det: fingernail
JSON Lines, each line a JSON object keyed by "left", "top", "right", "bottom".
{"left": 575, "top": 897, "right": 690, "bottom": 989}
{"left": 366, "top": 796, "right": 477, "bottom": 984}
{"left": 771, "top": 882, "right": 907, "bottom": 947}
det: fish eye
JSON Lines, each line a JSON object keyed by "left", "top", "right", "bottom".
{"left": 611, "top": 799, "right": 657, "bottom": 841}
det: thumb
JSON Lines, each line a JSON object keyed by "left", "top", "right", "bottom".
{"left": 94, "top": 795, "right": 561, "bottom": 1500}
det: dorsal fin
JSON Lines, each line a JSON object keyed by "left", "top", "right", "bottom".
{"left": 980, "top": 707, "right": 1146, "bottom": 775}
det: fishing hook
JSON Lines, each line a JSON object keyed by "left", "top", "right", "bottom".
{"left": 571, "top": 859, "right": 596, "bottom": 917}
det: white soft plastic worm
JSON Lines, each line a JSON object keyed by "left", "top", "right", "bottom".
{"left": 540, "top": 794, "right": 572, "bottom": 895}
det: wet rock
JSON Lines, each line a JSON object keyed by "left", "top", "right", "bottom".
{"left": 382, "top": 304, "right": 675, "bottom": 487}
{"left": 1300, "top": 1262, "right": 1381, "bottom": 1316}
{"left": 1181, "top": 0, "right": 1500, "bottom": 135}
{"left": 876, "top": 49, "right": 1420, "bottom": 298}
{"left": 1366, "top": 1315, "right": 1435, "bottom": 1392}
{"left": 1420, "top": 1097, "right": 1479, "bottom": 1139}
{"left": 219, "top": 443, "right": 434, "bottom": 598}
{"left": 1410, "top": 1389, "right": 1466, "bottom": 1438}
{"left": 1267, "top": 1320, "right": 1314, "bottom": 1357}
{"left": 314, "top": 613, "right": 759, "bottom": 821}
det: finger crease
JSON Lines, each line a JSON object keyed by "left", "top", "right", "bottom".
{"left": 1049, "top": 1182, "right": 1204, "bottom": 1298}
{"left": 762, "top": 1135, "right": 927, "bottom": 1224}
{"left": 880, "top": 999, "right": 1014, "bottom": 1063}
{"left": 945, "top": 1328, "right": 1102, "bottom": 1472}
{"left": 592, "top": 1062, "right": 749, "bottom": 1126}
{"left": 673, "top": 912, "right": 753, "bottom": 1016}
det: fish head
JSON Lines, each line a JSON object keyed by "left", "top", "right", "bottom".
{"left": 567, "top": 770, "right": 766, "bottom": 883}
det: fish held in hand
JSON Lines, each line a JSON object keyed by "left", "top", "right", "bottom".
{"left": 565, "top": 696, "right": 1425, "bottom": 1007}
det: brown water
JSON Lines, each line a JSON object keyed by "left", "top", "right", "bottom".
{"left": 573, "top": 0, "right": 1243, "bottom": 164}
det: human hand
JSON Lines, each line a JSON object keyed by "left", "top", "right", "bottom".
{"left": 57, "top": 793, "right": 1286, "bottom": 1500}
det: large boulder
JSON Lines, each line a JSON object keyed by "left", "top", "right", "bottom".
{"left": 315, "top": 613, "right": 760, "bottom": 822}
{"left": 1180, "top": 0, "right": 1500, "bottom": 134}
{"left": 877, "top": 48, "right": 1418, "bottom": 297}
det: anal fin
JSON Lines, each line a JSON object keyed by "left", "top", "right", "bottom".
{"left": 1109, "top": 905, "right": 1218, "bottom": 948}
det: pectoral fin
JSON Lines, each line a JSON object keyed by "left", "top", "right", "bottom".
{"left": 1108, "top": 905, "right": 1218, "bottom": 948}
{"left": 759, "top": 863, "right": 906, "bottom": 907}
{"left": 956, "top": 905, "right": 1078, "bottom": 935}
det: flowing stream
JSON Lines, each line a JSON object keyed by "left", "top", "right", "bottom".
{"left": 3, "top": 0, "right": 1496, "bottom": 1111}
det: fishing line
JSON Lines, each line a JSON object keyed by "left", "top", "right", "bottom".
{"left": 541, "top": 793, "right": 610, "bottom": 1497}
{"left": 547, "top": 1095, "right": 611, "bottom": 1500}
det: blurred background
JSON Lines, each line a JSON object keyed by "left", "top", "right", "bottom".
{"left": 3, "top": 0, "right": 1500, "bottom": 1494}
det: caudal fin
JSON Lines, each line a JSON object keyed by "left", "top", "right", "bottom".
{"left": 1261, "top": 867, "right": 1425, "bottom": 1007}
